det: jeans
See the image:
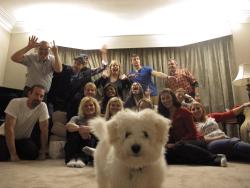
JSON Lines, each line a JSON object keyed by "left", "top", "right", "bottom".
{"left": 208, "top": 137, "right": 250, "bottom": 161}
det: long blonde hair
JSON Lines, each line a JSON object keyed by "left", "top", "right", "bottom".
{"left": 104, "top": 97, "right": 124, "bottom": 120}
{"left": 78, "top": 97, "right": 100, "bottom": 117}
{"left": 106, "top": 60, "right": 124, "bottom": 78}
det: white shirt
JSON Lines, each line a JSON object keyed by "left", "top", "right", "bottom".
{"left": 0, "top": 98, "right": 49, "bottom": 139}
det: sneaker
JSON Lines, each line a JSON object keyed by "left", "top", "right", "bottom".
{"left": 66, "top": 159, "right": 76, "bottom": 168}
{"left": 75, "top": 159, "right": 86, "bottom": 168}
{"left": 217, "top": 154, "right": 227, "bottom": 167}
{"left": 82, "top": 146, "right": 96, "bottom": 157}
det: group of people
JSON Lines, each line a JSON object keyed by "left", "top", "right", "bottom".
{"left": 1, "top": 35, "right": 250, "bottom": 169}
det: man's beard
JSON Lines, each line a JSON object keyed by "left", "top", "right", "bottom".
{"left": 31, "top": 100, "right": 41, "bottom": 108}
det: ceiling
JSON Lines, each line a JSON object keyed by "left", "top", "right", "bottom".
{"left": 0, "top": 0, "right": 249, "bottom": 49}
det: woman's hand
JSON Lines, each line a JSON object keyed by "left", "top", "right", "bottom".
{"left": 79, "top": 126, "right": 91, "bottom": 139}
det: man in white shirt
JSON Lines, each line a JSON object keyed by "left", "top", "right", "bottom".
{"left": 0, "top": 85, "right": 49, "bottom": 161}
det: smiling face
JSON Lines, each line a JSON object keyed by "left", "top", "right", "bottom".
{"left": 175, "top": 90, "right": 185, "bottom": 103}
{"left": 110, "top": 61, "right": 120, "bottom": 75}
{"left": 109, "top": 100, "right": 122, "bottom": 116}
{"left": 82, "top": 100, "right": 96, "bottom": 117}
{"left": 38, "top": 41, "right": 50, "bottom": 61}
{"left": 84, "top": 84, "right": 96, "bottom": 98}
{"left": 131, "top": 55, "right": 141, "bottom": 70}
{"left": 190, "top": 103, "right": 204, "bottom": 121}
{"left": 27, "top": 86, "right": 45, "bottom": 109}
{"left": 131, "top": 83, "right": 141, "bottom": 95}
{"left": 72, "top": 59, "right": 84, "bottom": 73}
{"left": 105, "top": 85, "right": 116, "bottom": 98}
{"left": 160, "top": 92, "right": 173, "bottom": 109}
{"left": 167, "top": 59, "right": 177, "bottom": 73}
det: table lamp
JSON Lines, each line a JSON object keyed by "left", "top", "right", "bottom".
{"left": 233, "top": 64, "right": 250, "bottom": 100}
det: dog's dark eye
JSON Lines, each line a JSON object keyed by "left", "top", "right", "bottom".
{"left": 143, "top": 131, "right": 149, "bottom": 138}
{"left": 125, "top": 132, "right": 131, "bottom": 139}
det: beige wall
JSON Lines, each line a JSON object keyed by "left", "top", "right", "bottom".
{"left": 232, "top": 23, "right": 250, "bottom": 104}
{"left": 4, "top": 32, "right": 29, "bottom": 90}
{"left": 0, "top": 26, "right": 10, "bottom": 86}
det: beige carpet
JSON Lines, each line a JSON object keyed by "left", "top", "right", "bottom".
{"left": 0, "top": 159, "right": 250, "bottom": 188}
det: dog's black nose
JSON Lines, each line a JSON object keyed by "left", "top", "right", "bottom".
{"left": 131, "top": 144, "right": 141, "bottom": 154}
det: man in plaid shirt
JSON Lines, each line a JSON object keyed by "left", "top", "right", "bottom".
{"left": 165, "top": 58, "right": 200, "bottom": 101}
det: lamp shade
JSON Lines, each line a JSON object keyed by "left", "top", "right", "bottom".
{"left": 233, "top": 64, "right": 250, "bottom": 86}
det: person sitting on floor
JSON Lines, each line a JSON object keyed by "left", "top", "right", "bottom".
{"left": 190, "top": 101, "right": 250, "bottom": 162}
{"left": 64, "top": 97, "right": 100, "bottom": 168}
{"left": 0, "top": 85, "right": 49, "bottom": 161}
{"left": 82, "top": 96, "right": 124, "bottom": 157}
{"left": 124, "top": 82, "right": 146, "bottom": 111}
{"left": 158, "top": 88, "right": 227, "bottom": 167}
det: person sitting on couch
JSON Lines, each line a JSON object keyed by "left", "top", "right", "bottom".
{"left": 0, "top": 85, "right": 49, "bottom": 161}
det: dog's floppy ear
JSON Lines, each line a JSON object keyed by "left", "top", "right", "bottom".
{"left": 107, "top": 119, "right": 119, "bottom": 144}
{"left": 140, "top": 109, "right": 170, "bottom": 144}
{"left": 154, "top": 116, "right": 171, "bottom": 145}
{"left": 88, "top": 117, "right": 107, "bottom": 141}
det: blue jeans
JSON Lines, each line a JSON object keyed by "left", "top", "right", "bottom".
{"left": 208, "top": 137, "right": 250, "bottom": 161}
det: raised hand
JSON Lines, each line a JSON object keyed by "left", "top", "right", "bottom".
{"left": 28, "top": 35, "right": 39, "bottom": 49}
{"left": 120, "top": 74, "right": 127, "bottom": 80}
{"left": 144, "top": 87, "right": 151, "bottom": 99}
{"left": 100, "top": 44, "right": 108, "bottom": 64}
{"left": 102, "top": 69, "right": 109, "bottom": 78}
{"left": 50, "top": 40, "right": 58, "bottom": 55}
{"left": 100, "top": 44, "right": 107, "bottom": 54}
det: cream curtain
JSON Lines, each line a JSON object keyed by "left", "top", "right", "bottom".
{"left": 58, "top": 35, "right": 236, "bottom": 113}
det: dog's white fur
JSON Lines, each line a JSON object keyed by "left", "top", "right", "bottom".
{"left": 89, "top": 109, "right": 170, "bottom": 188}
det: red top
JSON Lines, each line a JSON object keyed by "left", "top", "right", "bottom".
{"left": 166, "top": 68, "right": 197, "bottom": 95}
{"left": 169, "top": 107, "right": 202, "bottom": 143}
{"left": 208, "top": 110, "right": 235, "bottom": 123}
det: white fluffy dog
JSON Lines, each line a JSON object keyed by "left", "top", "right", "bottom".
{"left": 89, "top": 109, "right": 170, "bottom": 188}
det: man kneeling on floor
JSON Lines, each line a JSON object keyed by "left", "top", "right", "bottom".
{"left": 0, "top": 85, "right": 49, "bottom": 161}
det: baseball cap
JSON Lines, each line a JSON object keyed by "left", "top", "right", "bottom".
{"left": 74, "top": 54, "right": 88, "bottom": 63}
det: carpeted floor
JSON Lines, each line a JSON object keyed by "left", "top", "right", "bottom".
{"left": 0, "top": 159, "right": 250, "bottom": 188}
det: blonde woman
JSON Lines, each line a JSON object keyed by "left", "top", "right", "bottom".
{"left": 64, "top": 97, "right": 100, "bottom": 168}
{"left": 82, "top": 97, "right": 124, "bottom": 157}
{"left": 95, "top": 60, "right": 131, "bottom": 100}
{"left": 105, "top": 97, "right": 124, "bottom": 120}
